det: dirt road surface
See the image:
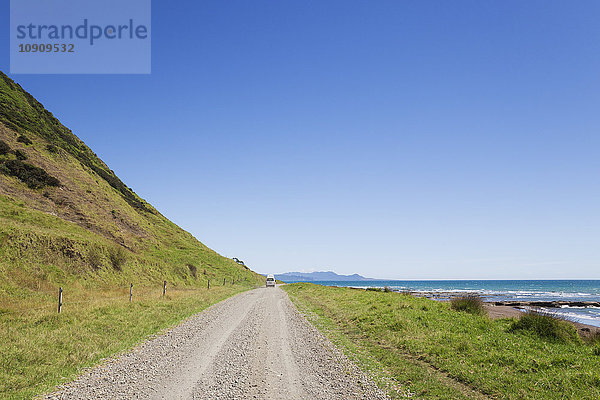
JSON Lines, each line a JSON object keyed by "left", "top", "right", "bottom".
{"left": 45, "top": 286, "right": 389, "bottom": 400}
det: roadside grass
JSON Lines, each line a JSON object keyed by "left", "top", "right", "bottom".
{"left": 283, "top": 283, "right": 600, "bottom": 400}
{"left": 0, "top": 284, "right": 254, "bottom": 400}
{"left": 450, "top": 295, "right": 485, "bottom": 316}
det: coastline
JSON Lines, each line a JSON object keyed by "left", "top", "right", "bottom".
{"left": 348, "top": 286, "right": 600, "bottom": 337}
{"left": 312, "top": 282, "right": 600, "bottom": 330}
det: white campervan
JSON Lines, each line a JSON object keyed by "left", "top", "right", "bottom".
{"left": 266, "top": 274, "right": 276, "bottom": 287}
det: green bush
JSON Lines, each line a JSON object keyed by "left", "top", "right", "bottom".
{"left": 593, "top": 347, "right": 600, "bottom": 356}
{"left": 87, "top": 246, "right": 103, "bottom": 271}
{"left": 1, "top": 159, "right": 60, "bottom": 189}
{"left": 450, "top": 295, "right": 485, "bottom": 315}
{"left": 187, "top": 264, "right": 197, "bottom": 278}
{"left": 107, "top": 246, "right": 127, "bottom": 271}
{"left": 0, "top": 140, "right": 10, "bottom": 155}
{"left": 14, "top": 149, "right": 27, "bottom": 160}
{"left": 46, "top": 144, "right": 58, "bottom": 153}
{"left": 587, "top": 331, "right": 600, "bottom": 346}
{"left": 16, "top": 135, "right": 32, "bottom": 145}
{"left": 509, "top": 309, "right": 582, "bottom": 344}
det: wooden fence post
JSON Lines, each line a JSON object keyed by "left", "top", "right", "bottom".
{"left": 58, "top": 287, "right": 63, "bottom": 313}
{"left": 129, "top": 283, "right": 133, "bottom": 302}
{"left": 223, "top": 278, "right": 225, "bottom": 286}
{"left": 207, "top": 279, "right": 210, "bottom": 289}
{"left": 163, "top": 280, "right": 167, "bottom": 297}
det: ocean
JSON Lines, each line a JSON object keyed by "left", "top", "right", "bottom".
{"left": 308, "top": 280, "right": 600, "bottom": 327}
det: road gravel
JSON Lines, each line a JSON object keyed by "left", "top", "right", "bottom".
{"left": 45, "top": 286, "right": 389, "bottom": 400}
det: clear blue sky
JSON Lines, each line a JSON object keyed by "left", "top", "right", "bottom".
{"left": 1, "top": 1, "right": 599, "bottom": 279}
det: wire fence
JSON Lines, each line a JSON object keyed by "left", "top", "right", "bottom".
{"left": 0, "top": 276, "right": 254, "bottom": 316}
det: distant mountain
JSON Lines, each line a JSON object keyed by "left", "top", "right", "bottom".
{"left": 275, "top": 271, "right": 374, "bottom": 282}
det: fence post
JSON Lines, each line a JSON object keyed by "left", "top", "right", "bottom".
{"left": 163, "top": 280, "right": 167, "bottom": 297}
{"left": 207, "top": 279, "right": 210, "bottom": 289}
{"left": 223, "top": 278, "right": 225, "bottom": 286}
{"left": 129, "top": 283, "right": 133, "bottom": 302}
{"left": 58, "top": 287, "right": 63, "bottom": 313}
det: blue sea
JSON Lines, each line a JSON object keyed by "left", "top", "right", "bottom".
{"left": 308, "top": 280, "right": 600, "bottom": 327}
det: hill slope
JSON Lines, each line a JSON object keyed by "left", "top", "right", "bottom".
{"left": 0, "top": 70, "right": 262, "bottom": 294}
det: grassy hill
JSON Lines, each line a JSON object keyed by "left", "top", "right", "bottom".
{"left": 0, "top": 71, "right": 263, "bottom": 398}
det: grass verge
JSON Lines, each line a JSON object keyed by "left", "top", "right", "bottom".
{"left": 283, "top": 283, "right": 600, "bottom": 400}
{"left": 1, "top": 284, "right": 255, "bottom": 399}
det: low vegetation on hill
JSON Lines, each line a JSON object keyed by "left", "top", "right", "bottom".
{"left": 284, "top": 283, "right": 600, "bottom": 400}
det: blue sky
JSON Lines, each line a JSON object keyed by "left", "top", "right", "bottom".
{"left": 1, "top": 1, "right": 599, "bottom": 278}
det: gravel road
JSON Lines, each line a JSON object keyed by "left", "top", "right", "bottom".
{"left": 45, "top": 286, "right": 389, "bottom": 400}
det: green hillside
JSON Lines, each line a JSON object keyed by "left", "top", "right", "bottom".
{"left": 0, "top": 71, "right": 263, "bottom": 398}
{"left": 0, "top": 70, "right": 261, "bottom": 291}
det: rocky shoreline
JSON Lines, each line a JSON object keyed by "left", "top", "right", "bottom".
{"left": 407, "top": 291, "right": 600, "bottom": 308}
{"left": 491, "top": 300, "right": 600, "bottom": 308}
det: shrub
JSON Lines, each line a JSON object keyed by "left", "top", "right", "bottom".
{"left": 509, "top": 309, "right": 582, "bottom": 344}
{"left": 87, "top": 247, "right": 103, "bottom": 271}
{"left": 1, "top": 159, "right": 60, "bottom": 189}
{"left": 587, "top": 330, "right": 600, "bottom": 346}
{"left": 0, "top": 140, "right": 10, "bottom": 155}
{"left": 188, "top": 264, "right": 197, "bottom": 278}
{"left": 17, "top": 135, "right": 32, "bottom": 145}
{"left": 14, "top": 149, "right": 27, "bottom": 160}
{"left": 366, "top": 287, "right": 383, "bottom": 292}
{"left": 107, "top": 246, "right": 127, "bottom": 271}
{"left": 46, "top": 144, "right": 58, "bottom": 153}
{"left": 383, "top": 286, "right": 393, "bottom": 293}
{"left": 594, "top": 347, "right": 600, "bottom": 356}
{"left": 450, "top": 295, "right": 485, "bottom": 315}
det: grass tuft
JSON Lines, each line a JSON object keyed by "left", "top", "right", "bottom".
{"left": 586, "top": 330, "right": 600, "bottom": 346}
{"left": 450, "top": 294, "right": 485, "bottom": 315}
{"left": 14, "top": 149, "right": 27, "bottom": 160}
{"left": 87, "top": 246, "right": 103, "bottom": 271}
{"left": 509, "top": 309, "right": 582, "bottom": 344}
{"left": 16, "top": 134, "right": 32, "bottom": 145}
{"left": 107, "top": 246, "right": 127, "bottom": 271}
{"left": 0, "top": 139, "right": 10, "bottom": 154}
